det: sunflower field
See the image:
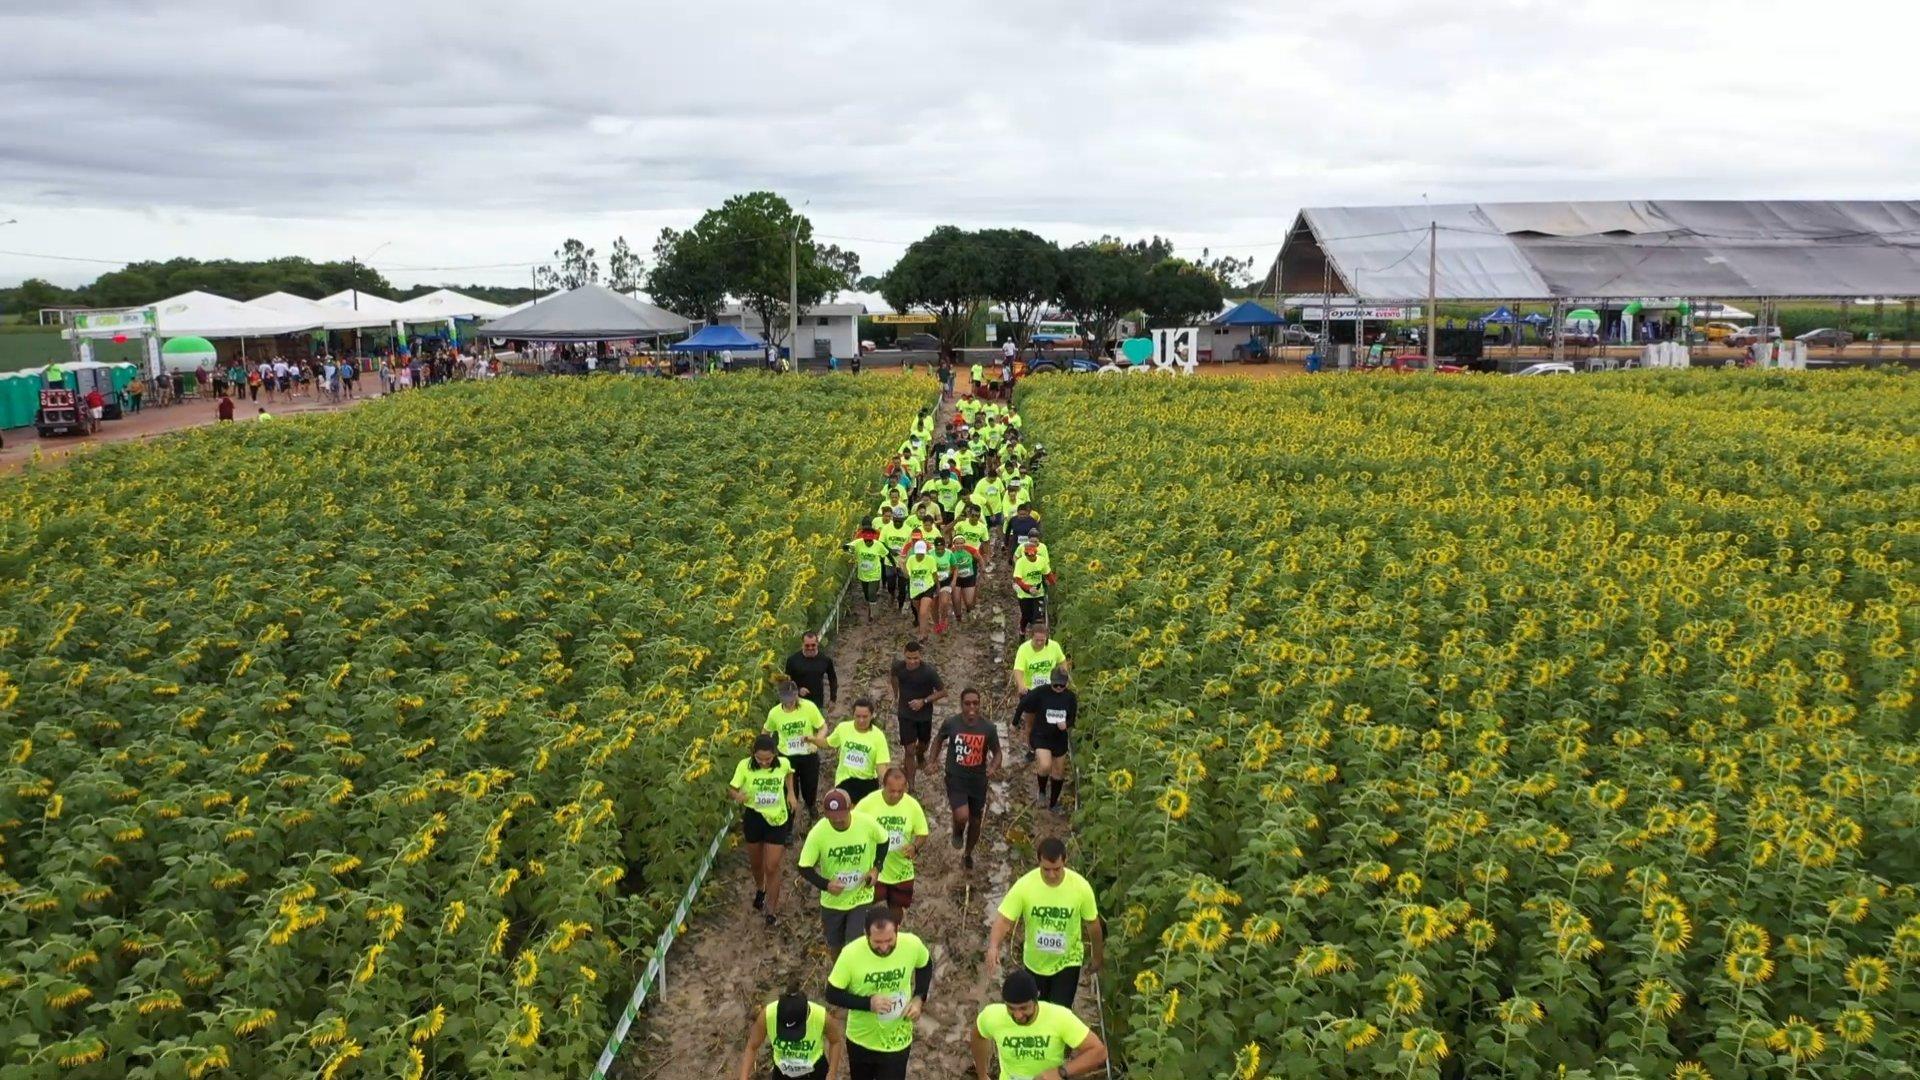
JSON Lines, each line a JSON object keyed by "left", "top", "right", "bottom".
{"left": 1022, "top": 371, "right": 1920, "bottom": 1080}
{"left": 0, "top": 377, "right": 923, "bottom": 1078}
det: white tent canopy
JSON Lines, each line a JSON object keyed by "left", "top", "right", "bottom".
{"left": 393, "top": 289, "right": 507, "bottom": 321}
{"left": 317, "top": 289, "right": 411, "bottom": 320}
{"left": 247, "top": 291, "right": 391, "bottom": 331}
{"left": 64, "top": 291, "right": 319, "bottom": 340}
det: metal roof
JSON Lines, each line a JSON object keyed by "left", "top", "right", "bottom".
{"left": 1274, "top": 200, "right": 1920, "bottom": 301}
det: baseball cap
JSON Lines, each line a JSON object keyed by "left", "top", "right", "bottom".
{"left": 912, "top": 540, "right": 928, "bottom": 555}
{"left": 1049, "top": 667, "right": 1070, "bottom": 688}
{"left": 778, "top": 680, "right": 799, "bottom": 701}
{"left": 892, "top": 506, "right": 907, "bottom": 519}
{"left": 822, "top": 789, "right": 852, "bottom": 813}
{"left": 775, "top": 991, "right": 811, "bottom": 1040}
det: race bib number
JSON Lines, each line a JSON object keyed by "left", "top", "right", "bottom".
{"left": 887, "top": 828, "right": 905, "bottom": 847}
{"left": 776, "top": 1055, "right": 817, "bottom": 1077}
{"left": 876, "top": 992, "right": 907, "bottom": 1021}
{"left": 833, "top": 870, "right": 864, "bottom": 891}
{"left": 753, "top": 790, "right": 781, "bottom": 809}
{"left": 1034, "top": 930, "right": 1068, "bottom": 954}
{"left": 859, "top": 556, "right": 878, "bottom": 573}
{"left": 1046, "top": 709, "right": 1068, "bottom": 728}
{"left": 844, "top": 747, "right": 870, "bottom": 771}
{"left": 1030, "top": 673, "right": 1049, "bottom": 688}
{"left": 784, "top": 735, "right": 809, "bottom": 754}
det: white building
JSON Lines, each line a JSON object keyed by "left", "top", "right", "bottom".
{"left": 718, "top": 302, "right": 865, "bottom": 360}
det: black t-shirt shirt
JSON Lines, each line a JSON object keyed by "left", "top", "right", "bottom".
{"left": 1008, "top": 513, "right": 1040, "bottom": 541}
{"left": 784, "top": 650, "right": 838, "bottom": 706}
{"left": 891, "top": 660, "right": 944, "bottom": 721}
{"left": 1018, "top": 686, "right": 1078, "bottom": 734}
{"left": 937, "top": 716, "right": 1000, "bottom": 779}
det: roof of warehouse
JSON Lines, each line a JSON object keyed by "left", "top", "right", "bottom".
{"left": 1273, "top": 200, "right": 1920, "bottom": 301}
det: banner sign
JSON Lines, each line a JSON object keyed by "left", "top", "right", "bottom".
{"left": 871, "top": 313, "right": 936, "bottom": 326}
{"left": 1299, "top": 305, "right": 1423, "bottom": 321}
{"left": 71, "top": 308, "right": 156, "bottom": 333}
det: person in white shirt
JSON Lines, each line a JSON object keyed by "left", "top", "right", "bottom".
{"left": 1002, "top": 338, "right": 1017, "bottom": 364}
{"left": 272, "top": 359, "right": 291, "bottom": 398}
{"left": 257, "top": 360, "right": 274, "bottom": 402}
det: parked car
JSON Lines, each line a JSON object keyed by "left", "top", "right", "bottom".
{"left": 1027, "top": 356, "right": 1102, "bottom": 375}
{"left": 1700, "top": 321, "right": 1743, "bottom": 343}
{"left": 1279, "top": 325, "right": 1317, "bottom": 346}
{"left": 1560, "top": 329, "right": 1601, "bottom": 347}
{"left": 1511, "top": 362, "right": 1578, "bottom": 376}
{"left": 893, "top": 333, "right": 941, "bottom": 351}
{"left": 858, "top": 339, "right": 877, "bottom": 355}
{"left": 1794, "top": 327, "right": 1854, "bottom": 348}
{"left": 1726, "top": 326, "right": 1783, "bottom": 348}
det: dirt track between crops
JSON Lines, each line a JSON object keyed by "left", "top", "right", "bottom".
{"left": 624, "top": 394, "right": 1086, "bottom": 1079}
{"left": 0, "top": 390, "right": 373, "bottom": 475}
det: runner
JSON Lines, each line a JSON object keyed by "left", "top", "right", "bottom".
{"left": 900, "top": 536, "right": 941, "bottom": 631}
{"left": 924, "top": 467, "right": 964, "bottom": 521}
{"left": 889, "top": 641, "right": 946, "bottom": 787}
{"left": 1019, "top": 668, "right": 1078, "bottom": 815}
{"left": 1010, "top": 622, "right": 1069, "bottom": 695}
{"left": 941, "top": 530, "right": 983, "bottom": 629}
{"left": 970, "top": 971, "right": 1108, "bottom": 1080}
{"left": 727, "top": 733, "right": 801, "bottom": 925}
{"left": 765, "top": 680, "right": 829, "bottom": 818}
{"left": 784, "top": 631, "right": 840, "bottom": 710}
{"left": 955, "top": 504, "right": 992, "bottom": 583}
{"left": 825, "top": 907, "right": 933, "bottom": 1080}
{"left": 969, "top": 359, "right": 986, "bottom": 398}
{"left": 845, "top": 525, "right": 889, "bottom": 624}
{"left": 1011, "top": 529, "right": 1055, "bottom": 634}
{"left": 737, "top": 987, "right": 846, "bottom": 1080}
{"left": 878, "top": 508, "right": 913, "bottom": 615}
{"left": 933, "top": 688, "right": 1001, "bottom": 870}
{"left": 824, "top": 699, "right": 891, "bottom": 805}
{"left": 970, "top": 468, "right": 1006, "bottom": 560}
{"left": 796, "top": 789, "right": 890, "bottom": 956}
{"left": 986, "top": 837, "right": 1104, "bottom": 1007}
{"left": 855, "top": 767, "right": 928, "bottom": 927}
{"left": 1006, "top": 501, "right": 1041, "bottom": 567}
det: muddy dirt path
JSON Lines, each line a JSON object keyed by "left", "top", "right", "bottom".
{"left": 623, "top": 394, "right": 1081, "bottom": 1079}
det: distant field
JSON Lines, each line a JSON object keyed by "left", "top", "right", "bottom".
{"left": 0, "top": 327, "right": 144, "bottom": 373}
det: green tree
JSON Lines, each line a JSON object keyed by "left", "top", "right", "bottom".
{"left": 1143, "top": 258, "right": 1224, "bottom": 329}
{"left": 881, "top": 226, "right": 992, "bottom": 351}
{"left": 535, "top": 239, "right": 599, "bottom": 290}
{"left": 1197, "top": 248, "right": 1257, "bottom": 292}
{"left": 606, "top": 236, "right": 644, "bottom": 293}
{"left": 977, "top": 228, "right": 1059, "bottom": 349}
{"left": 1056, "top": 242, "right": 1153, "bottom": 357}
{"left": 646, "top": 192, "right": 855, "bottom": 346}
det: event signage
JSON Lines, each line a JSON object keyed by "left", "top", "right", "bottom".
{"left": 72, "top": 308, "right": 156, "bottom": 333}
{"left": 1299, "top": 305, "right": 1424, "bottom": 321}
{"left": 1149, "top": 327, "right": 1202, "bottom": 374}
{"left": 871, "top": 313, "right": 937, "bottom": 326}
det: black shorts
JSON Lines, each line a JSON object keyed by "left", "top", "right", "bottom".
{"left": 956, "top": 572, "right": 977, "bottom": 589}
{"left": 945, "top": 774, "right": 987, "bottom": 813}
{"left": 768, "top": 1062, "right": 829, "bottom": 1080}
{"left": 1031, "top": 728, "right": 1070, "bottom": 756}
{"left": 840, "top": 775, "right": 880, "bottom": 805}
{"left": 1033, "top": 964, "right": 1082, "bottom": 1008}
{"left": 741, "top": 811, "right": 791, "bottom": 846}
{"left": 909, "top": 586, "right": 937, "bottom": 604}
{"left": 847, "top": 1043, "right": 910, "bottom": 1080}
{"left": 899, "top": 715, "right": 933, "bottom": 746}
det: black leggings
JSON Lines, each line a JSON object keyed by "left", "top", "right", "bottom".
{"left": 1034, "top": 964, "right": 1082, "bottom": 1007}
{"left": 848, "top": 1044, "right": 910, "bottom": 1080}
{"left": 1018, "top": 595, "right": 1045, "bottom": 632}
{"left": 860, "top": 578, "right": 881, "bottom": 603}
{"left": 785, "top": 753, "right": 821, "bottom": 813}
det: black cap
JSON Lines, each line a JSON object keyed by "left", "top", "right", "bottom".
{"left": 1049, "top": 667, "right": 1070, "bottom": 688}
{"left": 1002, "top": 970, "right": 1038, "bottom": 1004}
{"left": 775, "top": 991, "right": 810, "bottom": 1040}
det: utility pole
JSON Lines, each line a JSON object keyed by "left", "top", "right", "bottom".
{"left": 1425, "top": 221, "right": 1438, "bottom": 372}
{"left": 788, "top": 221, "right": 799, "bottom": 368}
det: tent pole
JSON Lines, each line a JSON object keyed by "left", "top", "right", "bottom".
{"left": 1905, "top": 300, "right": 1913, "bottom": 362}
{"left": 1871, "top": 299, "right": 1882, "bottom": 360}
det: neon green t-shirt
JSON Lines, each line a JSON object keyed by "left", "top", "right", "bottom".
{"left": 954, "top": 518, "right": 989, "bottom": 550}
{"left": 856, "top": 790, "right": 929, "bottom": 884}
{"left": 799, "top": 811, "right": 888, "bottom": 911}
{"left": 976, "top": 1002, "right": 1091, "bottom": 1079}
{"left": 1013, "top": 640, "right": 1066, "bottom": 689}
{"left": 829, "top": 932, "right": 931, "bottom": 1051}
{"left": 764, "top": 1000, "right": 827, "bottom": 1074}
{"left": 765, "top": 701, "right": 826, "bottom": 757}
{"left": 729, "top": 756, "right": 794, "bottom": 827}
{"left": 878, "top": 521, "right": 912, "bottom": 558}
{"left": 1012, "top": 549, "right": 1051, "bottom": 599}
{"left": 903, "top": 553, "right": 939, "bottom": 596}
{"left": 969, "top": 364, "right": 984, "bottom": 386}
{"left": 925, "top": 476, "right": 963, "bottom": 513}
{"left": 971, "top": 479, "right": 1005, "bottom": 517}
{"left": 996, "top": 868, "right": 1100, "bottom": 975}
{"left": 847, "top": 537, "right": 887, "bottom": 583}
{"left": 947, "top": 543, "right": 976, "bottom": 576}
{"left": 828, "top": 721, "right": 891, "bottom": 783}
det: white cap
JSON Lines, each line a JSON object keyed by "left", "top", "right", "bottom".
{"left": 913, "top": 541, "right": 928, "bottom": 555}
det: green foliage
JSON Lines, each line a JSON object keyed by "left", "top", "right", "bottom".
{"left": 880, "top": 226, "right": 994, "bottom": 350}
{"left": 534, "top": 239, "right": 599, "bottom": 291}
{"left": 1056, "top": 242, "right": 1153, "bottom": 354}
{"left": 644, "top": 192, "right": 857, "bottom": 342}
{"left": 976, "top": 228, "right": 1061, "bottom": 348}
{"left": 604, "top": 237, "right": 643, "bottom": 295}
{"left": 1144, "top": 258, "right": 1225, "bottom": 329}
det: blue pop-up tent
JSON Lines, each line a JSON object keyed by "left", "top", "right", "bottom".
{"left": 1480, "top": 305, "right": 1516, "bottom": 324}
{"left": 1212, "top": 300, "right": 1286, "bottom": 327}
{"left": 669, "top": 324, "right": 767, "bottom": 352}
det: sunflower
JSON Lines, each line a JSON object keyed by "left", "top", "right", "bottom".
{"left": 1294, "top": 943, "right": 1351, "bottom": 978}
{"left": 1392, "top": 871, "right": 1423, "bottom": 898}
{"left": 1107, "top": 769, "right": 1135, "bottom": 794}
{"left": 1831, "top": 1008, "right": 1874, "bottom": 1045}
{"left": 1241, "top": 914, "right": 1284, "bottom": 947}
{"left": 1156, "top": 788, "right": 1190, "bottom": 820}
{"left": 1134, "top": 970, "right": 1162, "bottom": 995}
{"left": 1464, "top": 918, "right": 1497, "bottom": 950}
{"left": 1332, "top": 1017, "right": 1380, "bottom": 1052}
{"left": 1765, "top": 1015, "right": 1825, "bottom": 1062}
{"left": 1400, "top": 1026, "right": 1448, "bottom": 1066}
{"left": 1187, "top": 907, "right": 1232, "bottom": 953}
{"left": 507, "top": 1002, "right": 543, "bottom": 1049}
{"left": 1162, "top": 988, "right": 1180, "bottom": 1025}
{"left": 1232, "top": 1042, "right": 1262, "bottom": 1080}
{"left": 1725, "top": 920, "right": 1771, "bottom": 955}
{"left": 1383, "top": 972, "right": 1425, "bottom": 1016}
{"left": 1724, "top": 951, "right": 1775, "bottom": 986}
{"left": 1844, "top": 955, "right": 1890, "bottom": 996}
{"left": 1186, "top": 879, "right": 1242, "bottom": 907}
{"left": 1826, "top": 894, "right": 1870, "bottom": 924}
{"left": 1652, "top": 911, "right": 1693, "bottom": 955}
{"left": 1671, "top": 1063, "right": 1712, "bottom": 1080}
{"left": 1634, "top": 978, "right": 1684, "bottom": 1020}
{"left": 1495, "top": 995, "right": 1544, "bottom": 1027}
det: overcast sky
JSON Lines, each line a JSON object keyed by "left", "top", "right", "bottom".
{"left": 2, "top": 0, "right": 1914, "bottom": 291}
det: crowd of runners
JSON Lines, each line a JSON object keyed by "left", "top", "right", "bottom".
{"left": 729, "top": 385, "right": 1109, "bottom": 1079}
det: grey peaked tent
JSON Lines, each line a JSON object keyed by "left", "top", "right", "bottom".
{"left": 480, "top": 284, "right": 690, "bottom": 341}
